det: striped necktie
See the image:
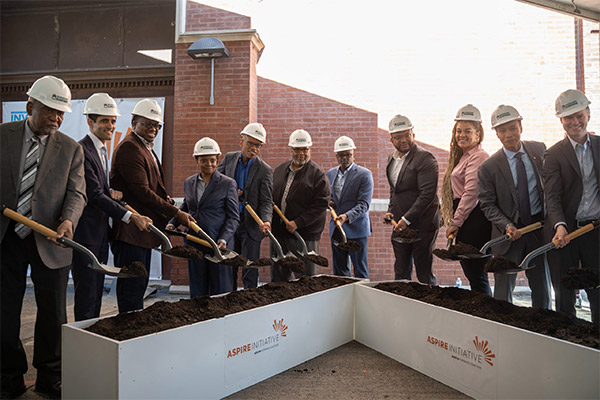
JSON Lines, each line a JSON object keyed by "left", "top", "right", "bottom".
{"left": 15, "top": 136, "right": 40, "bottom": 238}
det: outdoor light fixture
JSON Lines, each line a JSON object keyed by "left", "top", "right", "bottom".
{"left": 187, "top": 37, "right": 230, "bottom": 105}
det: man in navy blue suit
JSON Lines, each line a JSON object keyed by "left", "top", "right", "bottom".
{"left": 72, "top": 93, "right": 151, "bottom": 321}
{"left": 326, "top": 136, "right": 373, "bottom": 278}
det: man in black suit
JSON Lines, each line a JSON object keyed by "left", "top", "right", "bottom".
{"left": 72, "top": 93, "right": 151, "bottom": 321}
{"left": 478, "top": 105, "right": 551, "bottom": 308}
{"left": 543, "top": 89, "right": 600, "bottom": 324}
{"left": 383, "top": 115, "right": 439, "bottom": 285}
{"left": 217, "top": 123, "right": 273, "bottom": 290}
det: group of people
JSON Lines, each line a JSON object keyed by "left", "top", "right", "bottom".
{"left": 387, "top": 90, "right": 598, "bottom": 329}
{"left": 0, "top": 74, "right": 597, "bottom": 398}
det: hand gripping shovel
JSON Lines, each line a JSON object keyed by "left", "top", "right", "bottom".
{"left": 480, "top": 221, "right": 543, "bottom": 254}
{"left": 244, "top": 203, "right": 304, "bottom": 273}
{"left": 273, "top": 204, "right": 328, "bottom": 267}
{"left": 186, "top": 221, "right": 247, "bottom": 266}
{"left": 432, "top": 233, "right": 457, "bottom": 261}
{"left": 496, "top": 219, "right": 600, "bottom": 275}
{"left": 165, "top": 228, "right": 247, "bottom": 265}
{"left": 328, "top": 206, "right": 361, "bottom": 251}
{"left": 2, "top": 206, "right": 137, "bottom": 277}
{"left": 389, "top": 218, "right": 421, "bottom": 244}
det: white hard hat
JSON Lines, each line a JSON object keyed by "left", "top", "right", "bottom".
{"left": 84, "top": 93, "right": 120, "bottom": 116}
{"left": 490, "top": 105, "right": 522, "bottom": 129}
{"left": 193, "top": 137, "right": 221, "bottom": 157}
{"left": 26, "top": 75, "right": 72, "bottom": 113}
{"left": 555, "top": 89, "right": 591, "bottom": 118}
{"left": 131, "top": 99, "right": 163, "bottom": 123}
{"left": 288, "top": 129, "right": 313, "bottom": 148}
{"left": 241, "top": 122, "right": 267, "bottom": 143}
{"left": 389, "top": 115, "right": 413, "bottom": 133}
{"left": 334, "top": 136, "right": 356, "bottom": 152}
{"left": 454, "top": 104, "right": 482, "bottom": 122}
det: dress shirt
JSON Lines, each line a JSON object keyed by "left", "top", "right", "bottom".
{"left": 389, "top": 150, "right": 409, "bottom": 187}
{"left": 333, "top": 163, "right": 355, "bottom": 198}
{"left": 133, "top": 132, "right": 160, "bottom": 170}
{"left": 567, "top": 134, "right": 600, "bottom": 221}
{"left": 502, "top": 144, "right": 542, "bottom": 216}
{"left": 281, "top": 163, "right": 302, "bottom": 215}
{"left": 234, "top": 154, "right": 255, "bottom": 213}
{"left": 451, "top": 144, "right": 489, "bottom": 227}
{"left": 19, "top": 121, "right": 48, "bottom": 189}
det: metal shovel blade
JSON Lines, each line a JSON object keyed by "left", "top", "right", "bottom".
{"left": 187, "top": 222, "right": 242, "bottom": 264}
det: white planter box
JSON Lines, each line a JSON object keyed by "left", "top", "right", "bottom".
{"left": 354, "top": 282, "right": 600, "bottom": 400}
{"left": 63, "top": 277, "right": 359, "bottom": 399}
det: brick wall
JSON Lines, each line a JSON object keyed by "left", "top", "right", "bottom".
{"left": 185, "top": 2, "right": 250, "bottom": 32}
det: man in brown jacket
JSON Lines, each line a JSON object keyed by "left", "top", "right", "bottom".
{"left": 110, "top": 99, "right": 193, "bottom": 313}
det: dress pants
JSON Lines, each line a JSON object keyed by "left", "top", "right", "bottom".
{"left": 72, "top": 235, "right": 108, "bottom": 321}
{"left": 187, "top": 239, "right": 233, "bottom": 298}
{"left": 271, "top": 236, "right": 320, "bottom": 282}
{"left": 391, "top": 228, "right": 438, "bottom": 285}
{"left": 232, "top": 219, "right": 260, "bottom": 290}
{"left": 112, "top": 240, "right": 152, "bottom": 313}
{"left": 1, "top": 224, "right": 68, "bottom": 388}
{"left": 331, "top": 236, "right": 369, "bottom": 279}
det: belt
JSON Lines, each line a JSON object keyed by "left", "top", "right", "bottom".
{"left": 576, "top": 219, "right": 597, "bottom": 228}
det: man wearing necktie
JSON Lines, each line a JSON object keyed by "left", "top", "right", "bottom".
{"left": 72, "top": 93, "right": 152, "bottom": 322}
{"left": 478, "top": 105, "right": 551, "bottom": 308}
{"left": 0, "top": 76, "right": 86, "bottom": 399}
{"left": 543, "top": 90, "right": 600, "bottom": 324}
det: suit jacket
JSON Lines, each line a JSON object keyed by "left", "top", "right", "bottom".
{"left": 543, "top": 134, "right": 600, "bottom": 232}
{"left": 272, "top": 159, "right": 331, "bottom": 241}
{"left": 170, "top": 170, "right": 240, "bottom": 245}
{"left": 217, "top": 151, "right": 273, "bottom": 241}
{"left": 74, "top": 135, "right": 128, "bottom": 246}
{"left": 386, "top": 144, "right": 439, "bottom": 232}
{"left": 478, "top": 141, "right": 546, "bottom": 255}
{"left": 110, "top": 133, "right": 178, "bottom": 248}
{"left": 1, "top": 120, "right": 86, "bottom": 268}
{"left": 326, "top": 164, "right": 373, "bottom": 239}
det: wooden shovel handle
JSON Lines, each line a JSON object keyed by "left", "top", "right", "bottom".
{"left": 2, "top": 207, "right": 58, "bottom": 239}
{"left": 122, "top": 203, "right": 152, "bottom": 228}
{"left": 273, "top": 205, "right": 290, "bottom": 225}
{"left": 245, "top": 203, "right": 264, "bottom": 226}
{"left": 184, "top": 234, "right": 211, "bottom": 248}
{"left": 553, "top": 220, "right": 599, "bottom": 246}
{"left": 511, "top": 221, "right": 542, "bottom": 237}
{"left": 329, "top": 206, "right": 343, "bottom": 228}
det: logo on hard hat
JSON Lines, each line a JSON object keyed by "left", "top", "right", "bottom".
{"left": 395, "top": 121, "right": 406, "bottom": 127}
{"left": 296, "top": 138, "right": 307, "bottom": 143}
{"left": 496, "top": 112, "right": 511, "bottom": 119}
{"left": 51, "top": 94, "right": 69, "bottom": 104}
{"left": 340, "top": 141, "right": 350, "bottom": 146}
{"left": 462, "top": 111, "right": 474, "bottom": 116}
{"left": 104, "top": 103, "right": 115, "bottom": 109}
{"left": 200, "top": 145, "right": 214, "bottom": 150}
{"left": 150, "top": 109, "right": 159, "bottom": 115}
{"left": 562, "top": 100, "right": 578, "bottom": 110}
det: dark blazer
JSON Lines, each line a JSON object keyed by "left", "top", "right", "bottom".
{"left": 0, "top": 120, "right": 86, "bottom": 268}
{"left": 543, "top": 134, "right": 600, "bottom": 231}
{"left": 217, "top": 151, "right": 273, "bottom": 241}
{"left": 110, "top": 133, "right": 178, "bottom": 248}
{"left": 74, "top": 135, "right": 128, "bottom": 245}
{"left": 326, "top": 164, "right": 373, "bottom": 239}
{"left": 171, "top": 170, "right": 240, "bottom": 245}
{"left": 386, "top": 144, "right": 439, "bottom": 232}
{"left": 478, "top": 141, "right": 546, "bottom": 255}
{"left": 272, "top": 159, "right": 331, "bottom": 241}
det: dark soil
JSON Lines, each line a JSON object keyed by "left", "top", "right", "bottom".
{"left": 562, "top": 267, "right": 600, "bottom": 290}
{"left": 375, "top": 281, "right": 600, "bottom": 350}
{"left": 163, "top": 245, "right": 203, "bottom": 260}
{"left": 433, "top": 241, "right": 481, "bottom": 260}
{"left": 220, "top": 254, "right": 249, "bottom": 267}
{"left": 335, "top": 241, "right": 362, "bottom": 251}
{"left": 275, "top": 256, "right": 305, "bottom": 273}
{"left": 249, "top": 257, "right": 272, "bottom": 267}
{"left": 304, "top": 254, "right": 329, "bottom": 267}
{"left": 391, "top": 227, "right": 420, "bottom": 240}
{"left": 119, "top": 261, "right": 148, "bottom": 278}
{"left": 484, "top": 256, "right": 518, "bottom": 272}
{"left": 85, "top": 275, "right": 356, "bottom": 341}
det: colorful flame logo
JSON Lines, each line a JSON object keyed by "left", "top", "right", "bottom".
{"left": 273, "top": 318, "right": 288, "bottom": 337}
{"left": 473, "top": 336, "right": 495, "bottom": 366}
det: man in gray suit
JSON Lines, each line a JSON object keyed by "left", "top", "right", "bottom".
{"left": 383, "top": 115, "right": 439, "bottom": 285}
{"left": 0, "top": 76, "right": 86, "bottom": 398}
{"left": 478, "top": 105, "right": 551, "bottom": 309}
{"left": 217, "top": 123, "right": 273, "bottom": 289}
{"left": 543, "top": 89, "right": 599, "bottom": 324}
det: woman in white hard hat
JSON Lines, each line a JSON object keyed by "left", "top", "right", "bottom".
{"left": 441, "top": 105, "right": 492, "bottom": 295}
{"left": 167, "top": 137, "right": 240, "bottom": 297}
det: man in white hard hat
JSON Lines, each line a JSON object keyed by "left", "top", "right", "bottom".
{"left": 168, "top": 138, "right": 239, "bottom": 296}
{"left": 217, "top": 123, "right": 273, "bottom": 290}
{"left": 327, "top": 136, "right": 373, "bottom": 278}
{"left": 543, "top": 89, "right": 599, "bottom": 324}
{"left": 110, "top": 98, "right": 195, "bottom": 313}
{"left": 478, "top": 105, "right": 551, "bottom": 309}
{"left": 0, "top": 75, "right": 86, "bottom": 398}
{"left": 271, "top": 129, "right": 331, "bottom": 281}
{"left": 384, "top": 115, "right": 439, "bottom": 285}
{"left": 72, "top": 93, "right": 153, "bottom": 322}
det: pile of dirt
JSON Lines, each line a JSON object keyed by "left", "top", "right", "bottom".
{"left": 119, "top": 261, "right": 148, "bottom": 278}
{"left": 275, "top": 256, "right": 305, "bottom": 273}
{"left": 562, "top": 267, "right": 599, "bottom": 290}
{"left": 163, "top": 245, "right": 203, "bottom": 260}
{"left": 303, "top": 254, "right": 329, "bottom": 267}
{"left": 391, "top": 227, "right": 420, "bottom": 240}
{"left": 375, "top": 281, "right": 599, "bottom": 349}
{"left": 220, "top": 254, "right": 249, "bottom": 267}
{"left": 85, "top": 276, "right": 355, "bottom": 341}
{"left": 335, "top": 241, "right": 362, "bottom": 251}
{"left": 249, "top": 257, "right": 272, "bottom": 267}
{"left": 433, "top": 242, "right": 481, "bottom": 260}
{"left": 484, "top": 256, "right": 517, "bottom": 272}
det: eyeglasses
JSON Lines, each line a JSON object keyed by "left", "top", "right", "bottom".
{"left": 137, "top": 120, "right": 162, "bottom": 131}
{"left": 292, "top": 147, "right": 310, "bottom": 153}
{"left": 336, "top": 152, "right": 353, "bottom": 159}
{"left": 391, "top": 133, "right": 412, "bottom": 141}
{"left": 244, "top": 140, "right": 263, "bottom": 149}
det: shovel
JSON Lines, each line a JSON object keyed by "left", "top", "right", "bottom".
{"left": 2, "top": 206, "right": 136, "bottom": 278}
{"left": 328, "top": 206, "right": 361, "bottom": 251}
{"left": 187, "top": 221, "right": 243, "bottom": 265}
{"left": 497, "top": 219, "right": 600, "bottom": 274}
{"left": 432, "top": 233, "right": 457, "bottom": 261}
{"left": 164, "top": 228, "right": 243, "bottom": 262}
{"left": 480, "top": 221, "right": 543, "bottom": 254}
{"left": 389, "top": 218, "right": 421, "bottom": 244}
{"left": 273, "top": 205, "right": 328, "bottom": 267}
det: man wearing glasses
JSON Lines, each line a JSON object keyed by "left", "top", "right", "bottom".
{"left": 217, "top": 123, "right": 273, "bottom": 290}
{"left": 271, "top": 129, "right": 331, "bottom": 281}
{"left": 110, "top": 99, "right": 194, "bottom": 313}
{"left": 383, "top": 115, "right": 440, "bottom": 285}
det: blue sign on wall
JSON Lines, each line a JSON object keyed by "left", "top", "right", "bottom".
{"left": 10, "top": 111, "right": 28, "bottom": 121}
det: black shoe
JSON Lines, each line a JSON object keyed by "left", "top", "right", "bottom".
{"left": 0, "top": 375, "right": 26, "bottom": 399}
{"left": 34, "top": 379, "right": 61, "bottom": 399}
